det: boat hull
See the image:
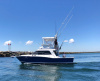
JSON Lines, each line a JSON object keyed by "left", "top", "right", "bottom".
{"left": 16, "top": 56, "right": 74, "bottom": 64}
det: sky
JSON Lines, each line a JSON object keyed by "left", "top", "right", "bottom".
{"left": 0, "top": 0, "right": 100, "bottom": 52}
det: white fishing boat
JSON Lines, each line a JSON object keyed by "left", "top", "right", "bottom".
{"left": 16, "top": 35, "right": 74, "bottom": 64}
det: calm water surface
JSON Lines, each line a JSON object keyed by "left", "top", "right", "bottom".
{"left": 0, "top": 53, "right": 100, "bottom": 81}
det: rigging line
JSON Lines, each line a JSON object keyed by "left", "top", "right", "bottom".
{"left": 56, "top": 6, "right": 74, "bottom": 36}
{"left": 58, "top": 15, "right": 73, "bottom": 39}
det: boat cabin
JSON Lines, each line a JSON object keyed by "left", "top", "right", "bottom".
{"left": 33, "top": 49, "right": 59, "bottom": 57}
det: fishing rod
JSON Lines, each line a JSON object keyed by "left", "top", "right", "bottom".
{"left": 59, "top": 41, "right": 64, "bottom": 50}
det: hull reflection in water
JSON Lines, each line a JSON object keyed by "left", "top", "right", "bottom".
{"left": 19, "top": 64, "right": 75, "bottom": 81}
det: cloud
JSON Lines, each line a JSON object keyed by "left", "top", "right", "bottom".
{"left": 26, "top": 40, "right": 33, "bottom": 45}
{"left": 4, "top": 40, "right": 12, "bottom": 45}
{"left": 69, "top": 39, "right": 74, "bottom": 43}
{"left": 64, "top": 40, "right": 68, "bottom": 42}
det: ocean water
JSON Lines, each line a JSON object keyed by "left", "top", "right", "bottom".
{"left": 0, "top": 53, "right": 100, "bottom": 81}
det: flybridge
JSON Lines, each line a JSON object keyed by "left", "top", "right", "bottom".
{"left": 42, "top": 37, "right": 55, "bottom": 49}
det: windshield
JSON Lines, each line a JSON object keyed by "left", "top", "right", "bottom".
{"left": 33, "top": 51, "right": 51, "bottom": 55}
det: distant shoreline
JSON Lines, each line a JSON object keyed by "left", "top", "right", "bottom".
{"left": 59, "top": 52, "right": 100, "bottom": 54}
{"left": 0, "top": 51, "right": 100, "bottom": 57}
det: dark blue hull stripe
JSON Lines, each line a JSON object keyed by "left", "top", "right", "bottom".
{"left": 16, "top": 56, "right": 74, "bottom": 64}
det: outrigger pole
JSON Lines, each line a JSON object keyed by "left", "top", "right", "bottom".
{"left": 56, "top": 6, "right": 74, "bottom": 37}
{"left": 54, "top": 7, "right": 74, "bottom": 50}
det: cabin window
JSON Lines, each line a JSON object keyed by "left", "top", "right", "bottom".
{"left": 34, "top": 51, "right": 51, "bottom": 55}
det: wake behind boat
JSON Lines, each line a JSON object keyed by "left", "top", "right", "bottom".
{"left": 16, "top": 36, "right": 74, "bottom": 64}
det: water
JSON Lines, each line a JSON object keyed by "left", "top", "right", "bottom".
{"left": 0, "top": 53, "right": 100, "bottom": 81}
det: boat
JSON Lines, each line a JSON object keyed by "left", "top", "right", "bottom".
{"left": 11, "top": 55, "right": 16, "bottom": 58}
{"left": 16, "top": 35, "right": 74, "bottom": 64}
